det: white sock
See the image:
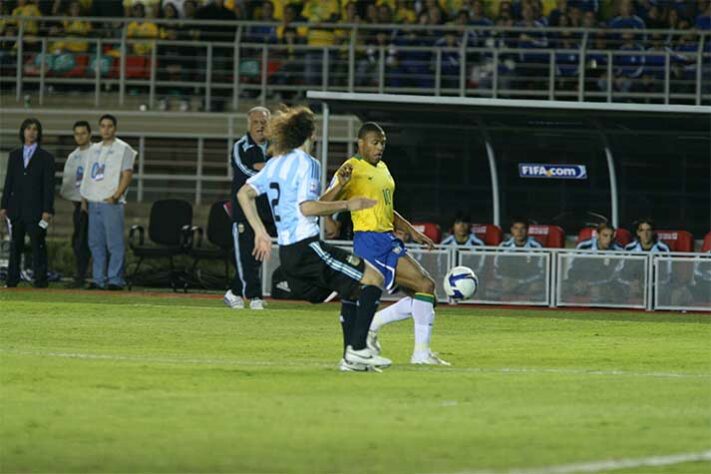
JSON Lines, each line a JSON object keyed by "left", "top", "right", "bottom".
{"left": 370, "top": 297, "right": 412, "bottom": 332}
{"left": 412, "top": 294, "right": 435, "bottom": 356}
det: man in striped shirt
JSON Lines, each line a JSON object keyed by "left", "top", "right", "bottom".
{"left": 441, "top": 214, "right": 485, "bottom": 247}
{"left": 567, "top": 223, "right": 623, "bottom": 299}
{"left": 495, "top": 218, "right": 545, "bottom": 296}
{"left": 237, "top": 106, "right": 391, "bottom": 372}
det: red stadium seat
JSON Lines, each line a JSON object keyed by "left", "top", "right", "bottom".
{"left": 125, "top": 55, "right": 151, "bottom": 79}
{"left": 656, "top": 230, "right": 694, "bottom": 252}
{"left": 576, "top": 227, "right": 633, "bottom": 247}
{"left": 702, "top": 231, "right": 711, "bottom": 252}
{"left": 470, "top": 223, "right": 503, "bottom": 246}
{"left": 616, "top": 228, "right": 633, "bottom": 246}
{"left": 411, "top": 222, "right": 442, "bottom": 244}
{"left": 528, "top": 224, "right": 565, "bottom": 248}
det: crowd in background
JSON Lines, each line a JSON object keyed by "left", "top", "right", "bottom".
{"left": 1, "top": 0, "right": 710, "bottom": 108}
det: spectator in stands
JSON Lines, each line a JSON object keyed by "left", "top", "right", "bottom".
{"left": 272, "top": 26, "right": 306, "bottom": 99}
{"left": 609, "top": 0, "right": 645, "bottom": 32}
{"left": 124, "top": 0, "right": 160, "bottom": 19}
{"left": 11, "top": 0, "right": 42, "bottom": 51}
{"left": 277, "top": 3, "right": 307, "bottom": 40}
{"left": 195, "top": 0, "right": 237, "bottom": 111}
{"left": 613, "top": 32, "right": 645, "bottom": 95}
{"left": 60, "top": 121, "right": 93, "bottom": 288}
{"left": 247, "top": 1, "right": 278, "bottom": 44}
{"left": 91, "top": 0, "right": 124, "bottom": 38}
{"left": 126, "top": 3, "right": 159, "bottom": 56}
{"left": 225, "top": 107, "right": 272, "bottom": 311}
{"left": 515, "top": 2, "right": 549, "bottom": 91}
{"left": 394, "top": 0, "right": 417, "bottom": 24}
{"left": 364, "top": 3, "right": 379, "bottom": 24}
{"left": 80, "top": 114, "right": 136, "bottom": 291}
{"left": 697, "top": 1, "right": 711, "bottom": 29}
{"left": 272, "top": 0, "right": 304, "bottom": 21}
{"left": 494, "top": 217, "right": 545, "bottom": 296}
{"left": 547, "top": 0, "right": 568, "bottom": 26}
{"left": 377, "top": 3, "right": 394, "bottom": 23}
{"left": 435, "top": 29, "right": 464, "bottom": 89}
{"left": 625, "top": 219, "right": 670, "bottom": 253}
{"left": 356, "top": 29, "right": 396, "bottom": 87}
{"left": 301, "top": 0, "right": 339, "bottom": 86}
{"left": 156, "top": 2, "right": 191, "bottom": 111}
{"left": 441, "top": 214, "right": 484, "bottom": 246}
{"left": 49, "top": 1, "right": 91, "bottom": 54}
{"left": 0, "top": 118, "right": 55, "bottom": 289}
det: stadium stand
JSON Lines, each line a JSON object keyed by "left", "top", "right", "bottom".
{"left": 703, "top": 231, "right": 711, "bottom": 252}
{"left": 656, "top": 230, "right": 694, "bottom": 252}
{"left": 470, "top": 224, "right": 503, "bottom": 246}
{"left": 528, "top": 224, "right": 566, "bottom": 248}
{"left": 412, "top": 222, "right": 442, "bottom": 244}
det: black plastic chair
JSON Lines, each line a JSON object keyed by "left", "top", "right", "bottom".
{"left": 127, "top": 199, "right": 193, "bottom": 291}
{"left": 187, "top": 200, "right": 234, "bottom": 289}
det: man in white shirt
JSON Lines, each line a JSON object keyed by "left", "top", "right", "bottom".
{"left": 80, "top": 114, "right": 136, "bottom": 290}
{"left": 60, "top": 121, "right": 93, "bottom": 288}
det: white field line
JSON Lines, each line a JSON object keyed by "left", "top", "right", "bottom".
{"left": 438, "top": 450, "right": 711, "bottom": 474}
{"left": 1, "top": 349, "right": 710, "bottom": 379}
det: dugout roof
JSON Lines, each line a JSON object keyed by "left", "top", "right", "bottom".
{"left": 307, "top": 92, "right": 711, "bottom": 135}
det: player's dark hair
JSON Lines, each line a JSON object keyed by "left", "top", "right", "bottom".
{"left": 633, "top": 218, "right": 655, "bottom": 232}
{"left": 98, "top": 114, "right": 117, "bottom": 126}
{"left": 268, "top": 106, "right": 315, "bottom": 156}
{"left": 357, "top": 122, "right": 385, "bottom": 140}
{"left": 19, "top": 118, "right": 42, "bottom": 144}
{"left": 73, "top": 120, "right": 91, "bottom": 133}
{"left": 510, "top": 217, "right": 529, "bottom": 228}
{"left": 453, "top": 212, "right": 471, "bottom": 224}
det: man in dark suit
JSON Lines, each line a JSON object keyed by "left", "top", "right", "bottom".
{"left": 0, "top": 118, "right": 55, "bottom": 288}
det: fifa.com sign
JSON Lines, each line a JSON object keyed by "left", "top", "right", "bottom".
{"left": 519, "top": 164, "right": 588, "bottom": 180}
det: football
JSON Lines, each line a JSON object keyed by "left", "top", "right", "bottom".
{"left": 444, "top": 266, "right": 479, "bottom": 300}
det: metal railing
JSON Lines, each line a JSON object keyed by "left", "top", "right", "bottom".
{"left": 2, "top": 16, "right": 709, "bottom": 109}
{"left": 260, "top": 243, "right": 711, "bottom": 312}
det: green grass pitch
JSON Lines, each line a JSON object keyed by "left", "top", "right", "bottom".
{"left": 1, "top": 290, "right": 710, "bottom": 473}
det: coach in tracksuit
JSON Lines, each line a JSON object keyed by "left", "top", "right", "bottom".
{"left": 224, "top": 107, "right": 274, "bottom": 310}
{"left": 0, "top": 118, "right": 55, "bottom": 288}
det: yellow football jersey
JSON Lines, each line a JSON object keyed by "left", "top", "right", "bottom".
{"left": 332, "top": 155, "right": 395, "bottom": 233}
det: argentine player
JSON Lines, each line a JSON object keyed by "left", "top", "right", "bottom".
{"left": 322, "top": 122, "right": 449, "bottom": 366}
{"left": 236, "top": 107, "right": 391, "bottom": 372}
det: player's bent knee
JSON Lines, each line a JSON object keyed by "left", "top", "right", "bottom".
{"left": 361, "top": 266, "right": 384, "bottom": 288}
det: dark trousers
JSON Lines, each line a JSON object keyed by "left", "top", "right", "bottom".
{"left": 7, "top": 218, "right": 47, "bottom": 286}
{"left": 72, "top": 202, "right": 91, "bottom": 282}
{"left": 230, "top": 221, "right": 262, "bottom": 299}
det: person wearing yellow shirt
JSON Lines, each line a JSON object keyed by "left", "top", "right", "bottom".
{"left": 50, "top": 1, "right": 92, "bottom": 53}
{"left": 393, "top": 0, "right": 417, "bottom": 24}
{"left": 321, "top": 123, "right": 449, "bottom": 366}
{"left": 126, "top": 3, "right": 159, "bottom": 55}
{"left": 271, "top": 0, "right": 304, "bottom": 20}
{"left": 11, "top": 0, "right": 41, "bottom": 36}
{"left": 301, "top": 0, "right": 339, "bottom": 85}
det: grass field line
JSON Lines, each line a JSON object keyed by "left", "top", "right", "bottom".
{"left": 440, "top": 449, "right": 711, "bottom": 474}
{"left": 2, "top": 348, "right": 710, "bottom": 379}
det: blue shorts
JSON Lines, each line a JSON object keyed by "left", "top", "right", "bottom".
{"left": 353, "top": 231, "right": 407, "bottom": 292}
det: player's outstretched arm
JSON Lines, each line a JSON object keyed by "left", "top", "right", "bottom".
{"left": 300, "top": 197, "right": 376, "bottom": 217}
{"left": 237, "top": 184, "right": 272, "bottom": 261}
{"left": 319, "top": 163, "right": 353, "bottom": 202}
{"left": 394, "top": 210, "right": 435, "bottom": 250}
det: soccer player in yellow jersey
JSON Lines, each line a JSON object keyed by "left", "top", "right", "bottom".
{"left": 322, "top": 123, "right": 450, "bottom": 365}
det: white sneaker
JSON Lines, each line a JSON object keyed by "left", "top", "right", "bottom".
{"left": 345, "top": 345, "right": 391, "bottom": 368}
{"left": 366, "top": 330, "right": 381, "bottom": 355}
{"left": 223, "top": 290, "right": 244, "bottom": 309}
{"left": 250, "top": 298, "right": 265, "bottom": 310}
{"left": 411, "top": 351, "right": 451, "bottom": 366}
{"left": 338, "top": 358, "right": 380, "bottom": 372}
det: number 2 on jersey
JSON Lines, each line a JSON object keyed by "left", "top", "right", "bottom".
{"left": 269, "top": 182, "right": 281, "bottom": 222}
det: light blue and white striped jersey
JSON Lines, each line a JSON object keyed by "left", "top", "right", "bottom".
{"left": 623, "top": 240, "right": 670, "bottom": 253}
{"left": 576, "top": 238, "right": 623, "bottom": 252}
{"left": 441, "top": 233, "right": 485, "bottom": 247}
{"left": 499, "top": 236, "right": 543, "bottom": 249}
{"left": 246, "top": 149, "right": 321, "bottom": 246}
